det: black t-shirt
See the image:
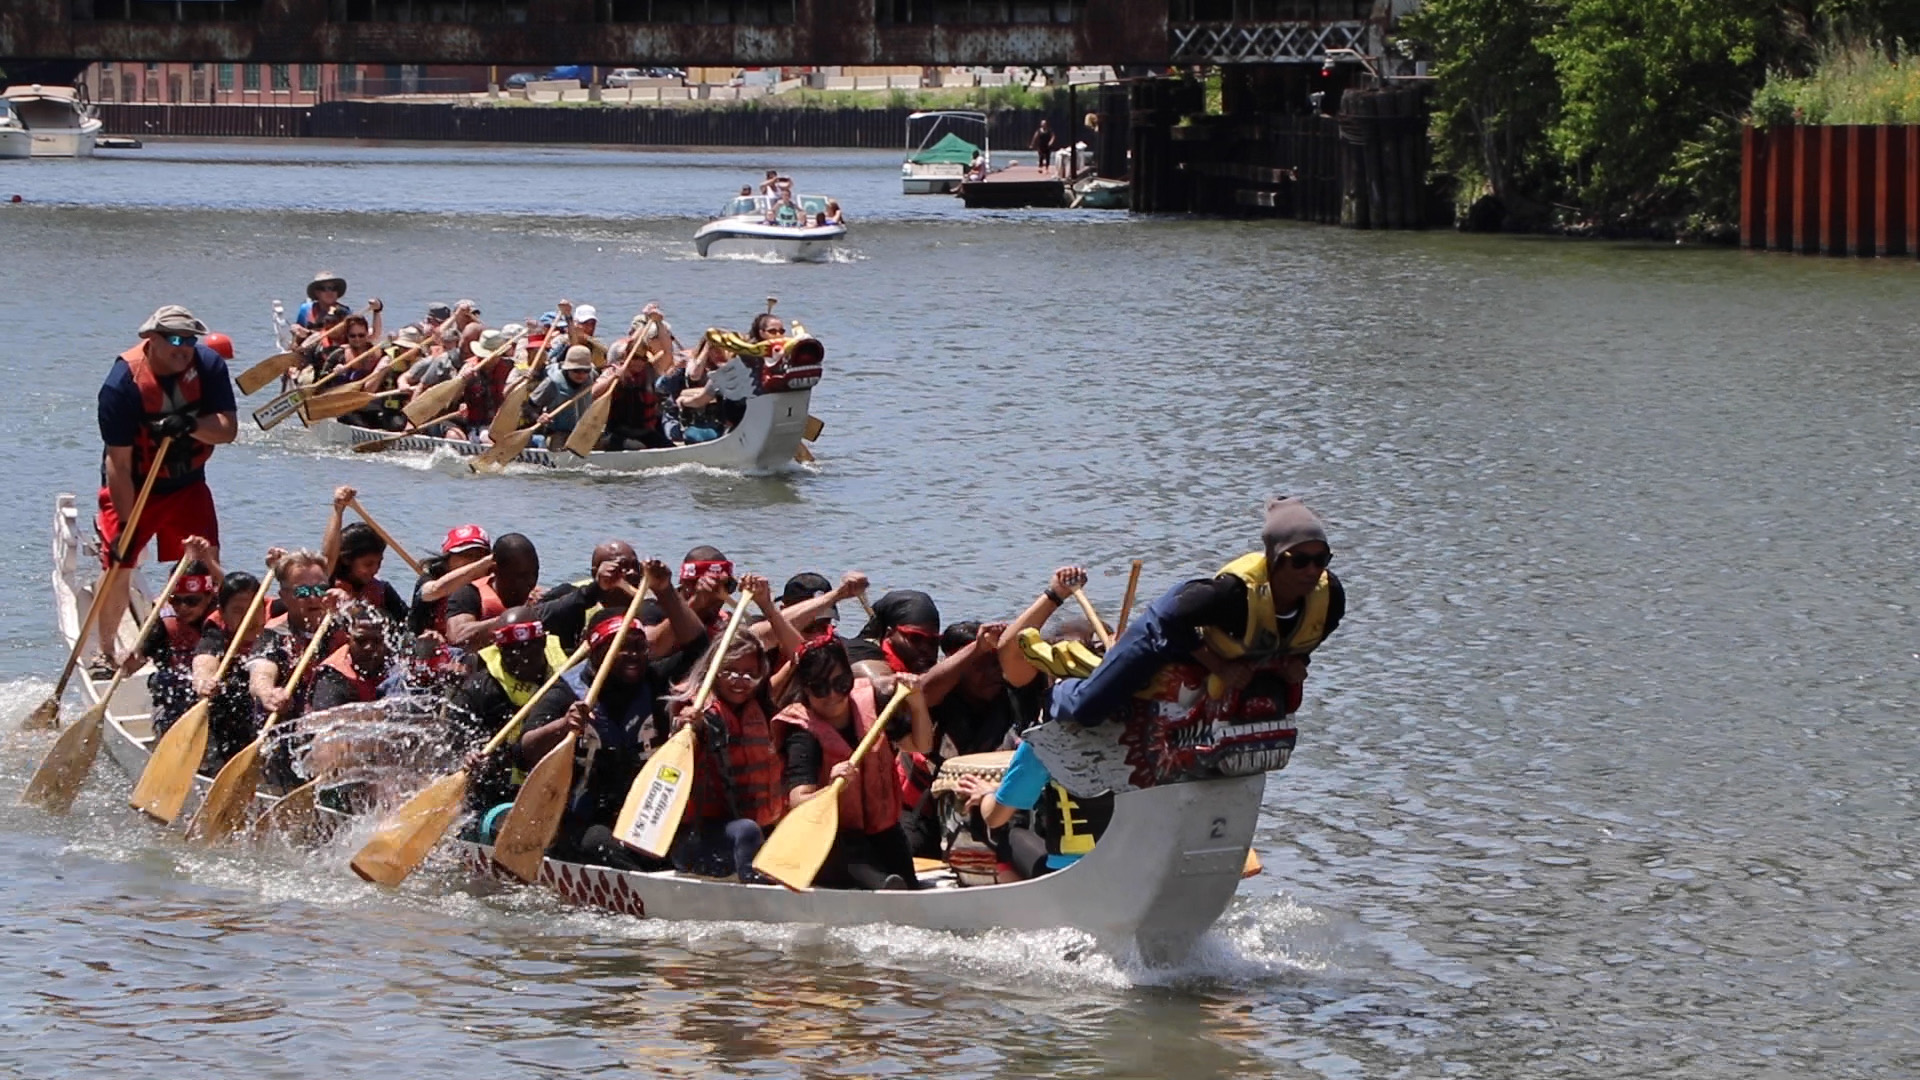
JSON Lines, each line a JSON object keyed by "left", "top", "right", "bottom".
{"left": 445, "top": 583, "right": 488, "bottom": 622}
{"left": 930, "top": 678, "right": 1046, "bottom": 761}
{"left": 782, "top": 727, "right": 825, "bottom": 792}
{"left": 448, "top": 667, "right": 521, "bottom": 754}
{"left": 337, "top": 577, "right": 409, "bottom": 625}
{"left": 843, "top": 636, "right": 885, "bottom": 666}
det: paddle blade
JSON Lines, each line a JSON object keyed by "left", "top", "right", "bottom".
{"left": 185, "top": 739, "right": 264, "bottom": 844}
{"left": 472, "top": 425, "right": 537, "bottom": 471}
{"left": 252, "top": 387, "right": 308, "bottom": 431}
{"left": 404, "top": 376, "right": 467, "bottom": 427}
{"left": 21, "top": 693, "right": 61, "bottom": 731}
{"left": 352, "top": 432, "right": 409, "bottom": 454}
{"left": 752, "top": 779, "right": 842, "bottom": 892}
{"left": 20, "top": 701, "right": 106, "bottom": 813}
{"left": 350, "top": 769, "right": 470, "bottom": 887}
{"left": 613, "top": 724, "right": 695, "bottom": 858}
{"left": 236, "top": 350, "right": 299, "bottom": 396}
{"left": 128, "top": 701, "right": 211, "bottom": 825}
{"left": 564, "top": 391, "right": 612, "bottom": 457}
{"left": 490, "top": 733, "right": 575, "bottom": 883}
{"left": 302, "top": 389, "right": 379, "bottom": 422}
{"left": 489, "top": 379, "right": 531, "bottom": 444}
{"left": 252, "top": 777, "right": 325, "bottom": 845}
{"left": 1242, "top": 849, "right": 1263, "bottom": 878}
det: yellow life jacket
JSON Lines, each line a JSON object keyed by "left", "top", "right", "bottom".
{"left": 1200, "top": 552, "right": 1331, "bottom": 662}
{"left": 476, "top": 636, "right": 573, "bottom": 783}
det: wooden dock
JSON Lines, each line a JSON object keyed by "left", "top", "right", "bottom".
{"left": 957, "top": 165, "right": 1069, "bottom": 209}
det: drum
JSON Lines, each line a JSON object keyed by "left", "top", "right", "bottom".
{"left": 931, "top": 751, "right": 1015, "bottom": 887}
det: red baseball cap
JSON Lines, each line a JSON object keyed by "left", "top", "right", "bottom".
{"left": 442, "top": 524, "right": 491, "bottom": 555}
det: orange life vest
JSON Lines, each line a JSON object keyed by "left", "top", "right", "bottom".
{"left": 317, "top": 645, "right": 380, "bottom": 703}
{"left": 159, "top": 612, "right": 203, "bottom": 658}
{"left": 121, "top": 344, "right": 212, "bottom": 483}
{"left": 690, "top": 698, "right": 785, "bottom": 829}
{"left": 473, "top": 576, "right": 506, "bottom": 620}
{"left": 774, "top": 679, "right": 897, "bottom": 835}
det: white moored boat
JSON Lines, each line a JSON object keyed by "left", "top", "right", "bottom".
{"left": 694, "top": 193, "right": 845, "bottom": 261}
{"left": 0, "top": 99, "right": 33, "bottom": 160}
{"left": 902, "top": 110, "right": 989, "bottom": 195}
{"left": 49, "top": 495, "right": 1268, "bottom": 965}
{"left": 1, "top": 84, "right": 103, "bottom": 158}
{"left": 311, "top": 381, "right": 815, "bottom": 474}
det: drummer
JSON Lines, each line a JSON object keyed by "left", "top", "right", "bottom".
{"left": 955, "top": 737, "right": 1112, "bottom": 880}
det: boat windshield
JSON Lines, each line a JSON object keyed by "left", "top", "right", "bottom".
{"left": 798, "top": 195, "right": 828, "bottom": 217}
{"left": 723, "top": 195, "right": 763, "bottom": 217}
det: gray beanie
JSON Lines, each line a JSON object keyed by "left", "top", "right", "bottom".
{"left": 1261, "top": 497, "right": 1327, "bottom": 559}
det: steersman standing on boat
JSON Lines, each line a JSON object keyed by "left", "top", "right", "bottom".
{"left": 93, "top": 305, "right": 237, "bottom": 669}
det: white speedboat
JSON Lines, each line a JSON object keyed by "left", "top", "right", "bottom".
{"left": 46, "top": 493, "right": 1269, "bottom": 966}
{"left": 0, "top": 100, "right": 32, "bottom": 160}
{"left": 902, "top": 110, "right": 989, "bottom": 195}
{"left": 693, "top": 193, "right": 845, "bottom": 261}
{"left": 1, "top": 84, "right": 103, "bottom": 158}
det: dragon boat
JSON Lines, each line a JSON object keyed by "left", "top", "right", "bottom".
{"left": 50, "top": 495, "right": 1280, "bottom": 965}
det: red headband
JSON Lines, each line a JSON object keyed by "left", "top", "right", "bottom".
{"left": 493, "top": 621, "right": 546, "bottom": 646}
{"left": 175, "top": 574, "right": 217, "bottom": 596}
{"left": 589, "top": 615, "right": 646, "bottom": 650}
{"left": 795, "top": 626, "right": 838, "bottom": 660}
{"left": 679, "top": 559, "right": 734, "bottom": 584}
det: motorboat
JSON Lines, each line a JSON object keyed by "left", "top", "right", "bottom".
{"left": 44, "top": 484, "right": 1272, "bottom": 966}
{"left": 1, "top": 84, "right": 103, "bottom": 157}
{"left": 902, "top": 110, "right": 989, "bottom": 194}
{"left": 693, "top": 193, "right": 845, "bottom": 261}
{"left": 0, "top": 100, "right": 32, "bottom": 160}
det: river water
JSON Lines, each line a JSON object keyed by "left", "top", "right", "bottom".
{"left": 0, "top": 142, "right": 1915, "bottom": 1078}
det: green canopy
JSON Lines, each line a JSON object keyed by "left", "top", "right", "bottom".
{"left": 909, "top": 132, "right": 981, "bottom": 165}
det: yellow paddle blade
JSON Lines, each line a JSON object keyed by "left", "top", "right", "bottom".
{"left": 350, "top": 769, "right": 471, "bottom": 887}
{"left": 1242, "top": 849, "right": 1263, "bottom": 878}
{"left": 184, "top": 738, "right": 264, "bottom": 844}
{"left": 252, "top": 777, "right": 325, "bottom": 844}
{"left": 236, "top": 350, "right": 299, "bottom": 396}
{"left": 614, "top": 724, "right": 696, "bottom": 857}
{"left": 302, "top": 389, "right": 380, "bottom": 422}
{"left": 489, "top": 380, "right": 532, "bottom": 444}
{"left": 564, "top": 390, "right": 612, "bottom": 457}
{"left": 751, "top": 778, "right": 843, "bottom": 892}
{"left": 20, "top": 701, "right": 107, "bottom": 813}
{"left": 473, "top": 425, "right": 537, "bottom": 471}
{"left": 490, "top": 732, "right": 575, "bottom": 883}
{"left": 128, "top": 700, "right": 211, "bottom": 824}
{"left": 404, "top": 375, "right": 468, "bottom": 427}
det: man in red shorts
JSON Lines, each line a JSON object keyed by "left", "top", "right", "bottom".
{"left": 94, "top": 304, "right": 238, "bottom": 669}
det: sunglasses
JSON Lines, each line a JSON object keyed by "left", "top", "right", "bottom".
{"left": 803, "top": 669, "right": 855, "bottom": 697}
{"left": 164, "top": 333, "right": 199, "bottom": 347}
{"left": 1276, "top": 551, "right": 1333, "bottom": 570}
{"left": 289, "top": 584, "right": 329, "bottom": 599}
{"left": 717, "top": 666, "right": 761, "bottom": 684}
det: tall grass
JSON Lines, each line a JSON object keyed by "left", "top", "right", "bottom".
{"left": 1752, "top": 41, "right": 1920, "bottom": 126}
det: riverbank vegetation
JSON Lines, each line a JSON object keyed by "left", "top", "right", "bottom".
{"left": 1752, "top": 41, "right": 1920, "bottom": 125}
{"left": 1401, "top": 0, "right": 1920, "bottom": 237}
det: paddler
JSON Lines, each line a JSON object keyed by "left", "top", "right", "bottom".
{"left": 665, "top": 574, "right": 805, "bottom": 880}
{"left": 649, "top": 546, "right": 734, "bottom": 644}
{"left": 452, "top": 327, "right": 517, "bottom": 441}
{"left": 292, "top": 271, "right": 345, "bottom": 334}
{"left": 451, "top": 603, "right": 573, "bottom": 815}
{"left": 153, "top": 569, "right": 263, "bottom": 753}
{"left": 547, "top": 300, "right": 607, "bottom": 367}
{"left": 444, "top": 532, "right": 541, "bottom": 648}
{"left": 128, "top": 536, "right": 221, "bottom": 723}
{"left": 309, "top": 603, "right": 394, "bottom": 712}
{"left": 527, "top": 345, "right": 596, "bottom": 443}
{"left": 1029, "top": 497, "right": 1345, "bottom": 730}
{"left": 320, "top": 485, "right": 410, "bottom": 624}
{"left": 590, "top": 345, "right": 669, "bottom": 451}
{"left": 846, "top": 590, "right": 942, "bottom": 689}
{"left": 513, "top": 559, "right": 709, "bottom": 864}
{"left": 243, "top": 551, "right": 338, "bottom": 764}
{"left": 93, "top": 304, "right": 238, "bottom": 672}
{"left": 410, "top": 525, "right": 493, "bottom": 638}
{"left": 537, "top": 539, "right": 640, "bottom": 651}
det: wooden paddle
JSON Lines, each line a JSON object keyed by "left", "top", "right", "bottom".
{"left": 350, "top": 639, "right": 593, "bottom": 887}
{"left": 1071, "top": 587, "right": 1116, "bottom": 650}
{"left": 488, "top": 378, "right": 532, "bottom": 445}
{"left": 186, "top": 611, "right": 335, "bottom": 843}
{"left": 351, "top": 411, "right": 459, "bottom": 455}
{"left": 752, "top": 683, "right": 914, "bottom": 892}
{"left": 561, "top": 326, "right": 650, "bottom": 458}
{"left": 403, "top": 330, "right": 525, "bottom": 427}
{"left": 345, "top": 498, "right": 425, "bottom": 578}
{"left": 1243, "top": 850, "right": 1263, "bottom": 877}
{"left": 1115, "top": 559, "right": 1144, "bottom": 636}
{"left": 473, "top": 380, "right": 596, "bottom": 471}
{"left": 24, "top": 438, "right": 173, "bottom": 731}
{"left": 253, "top": 346, "right": 371, "bottom": 430}
{"left": 21, "top": 556, "right": 193, "bottom": 813}
{"left": 128, "top": 572, "right": 273, "bottom": 824}
{"left": 301, "top": 389, "right": 382, "bottom": 423}
{"left": 612, "top": 595, "right": 754, "bottom": 858}
{"left": 491, "top": 583, "right": 651, "bottom": 882}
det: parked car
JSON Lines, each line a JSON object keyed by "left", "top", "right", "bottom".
{"left": 505, "top": 65, "right": 591, "bottom": 89}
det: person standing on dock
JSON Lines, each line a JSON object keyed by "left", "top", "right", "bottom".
{"left": 1030, "top": 119, "right": 1056, "bottom": 171}
{"left": 93, "top": 305, "right": 238, "bottom": 671}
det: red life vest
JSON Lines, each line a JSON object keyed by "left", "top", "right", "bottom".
{"left": 461, "top": 362, "right": 510, "bottom": 426}
{"left": 472, "top": 576, "right": 506, "bottom": 619}
{"left": 690, "top": 698, "right": 785, "bottom": 829}
{"left": 160, "top": 612, "right": 203, "bottom": 657}
{"left": 773, "top": 679, "right": 898, "bottom": 835}
{"left": 121, "top": 344, "right": 213, "bottom": 483}
{"left": 607, "top": 374, "right": 660, "bottom": 433}
{"left": 318, "top": 645, "right": 380, "bottom": 704}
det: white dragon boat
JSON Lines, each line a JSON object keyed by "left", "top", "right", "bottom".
{"left": 51, "top": 495, "right": 1268, "bottom": 965}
